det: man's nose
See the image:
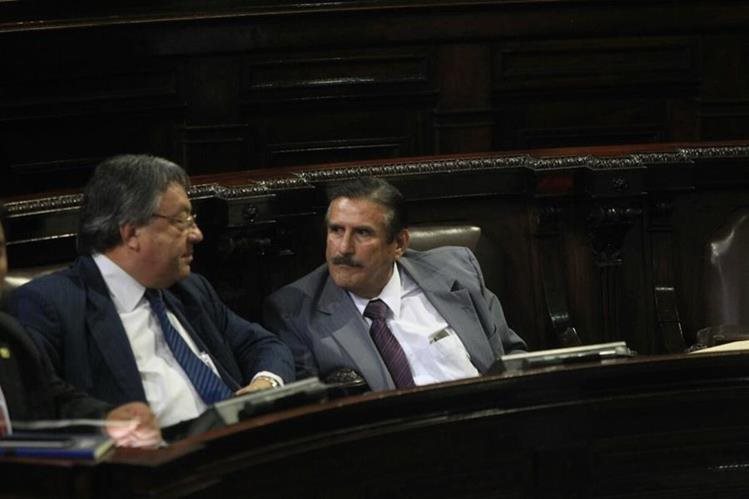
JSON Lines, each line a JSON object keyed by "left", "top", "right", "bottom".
{"left": 188, "top": 225, "right": 204, "bottom": 243}
{"left": 339, "top": 230, "right": 354, "bottom": 253}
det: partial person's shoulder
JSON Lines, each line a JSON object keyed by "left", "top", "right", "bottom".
{"left": 411, "top": 245, "right": 472, "bottom": 257}
{"left": 7, "top": 265, "right": 86, "bottom": 320}
{"left": 12, "top": 263, "right": 79, "bottom": 296}
{"left": 402, "top": 246, "right": 481, "bottom": 282}
{"left": 404, "top": 245, "right": 474, "bottom": 265}
{"left": 265, "top": 263, "right": 330, "bottom": 313}
{"left": 172, "top": 272, "right": 214, "bottom": 297}
{"left": 269, "top": 263, "right": 329, "bottom": 297}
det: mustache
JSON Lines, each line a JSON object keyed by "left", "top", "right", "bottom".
{"left": 331, "top": 255, "right": 363, "bottom": 267}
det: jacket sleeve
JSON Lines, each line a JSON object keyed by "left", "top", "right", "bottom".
{"left": 462, "top": 247, "right": 527, "bottom": 355}
{"left": 7, "top": 282, "right": 67, "bottom": 376}
{"left": 191, "top": 274, "right": 296, "bottom": 384}
{"left": 41, "top": 352, "right": 113, "bottom": 419}
{"left": 262, "top": 289, "right": 320, "bottom": 381}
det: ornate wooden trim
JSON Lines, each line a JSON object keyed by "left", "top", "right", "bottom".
{"left": 5, "top": 143, "right": 747, "bottom": 216}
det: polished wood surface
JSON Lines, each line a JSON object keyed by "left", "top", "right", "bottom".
{"left": 2, "top": 1, "right": 749, "bottom": 196}
{"left": 5, "top": 352, "right": 749, "bottom": 498}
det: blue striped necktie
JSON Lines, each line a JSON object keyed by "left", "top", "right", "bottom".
{"left": 144, "top": 289, "right": 233, "bottom": 404}
{"left": 363, "top": 299, "right": 415, "bottom": 389}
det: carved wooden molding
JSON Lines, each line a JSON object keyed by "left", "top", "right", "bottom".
{"left": 6, "top": 143, "right": 749, "bottom": 216}
{"left": 587, "top": 203, "right": 643, "bottom": 267}
{"left": 4, "top": 194, "right": 82, "bottom": 215}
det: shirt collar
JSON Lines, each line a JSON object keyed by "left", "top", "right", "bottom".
{"left": 92, "top": 253, "right": 147, "bottom": 313}
{"left": 348, "top": 263, "right": 402, "bottom": 319}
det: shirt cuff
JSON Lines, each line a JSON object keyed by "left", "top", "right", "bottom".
{"left": 251, "top": 371, "right": 284, "bottom": 387}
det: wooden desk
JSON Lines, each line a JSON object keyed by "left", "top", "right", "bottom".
{"left": 6, "top": 351, "right": 749, "bottom": 498}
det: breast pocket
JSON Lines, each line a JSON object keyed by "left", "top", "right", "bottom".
{"left": 429, "top": 330, "right": 478, "bottom": 376}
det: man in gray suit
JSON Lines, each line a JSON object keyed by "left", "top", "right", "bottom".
{"left": 264, "top": 177, "right": 526, "bottom": 392}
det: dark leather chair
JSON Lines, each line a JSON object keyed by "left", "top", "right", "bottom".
{"left": 696, "top": 208, "right": 749, "bottom": 349}
{"left": 408, "top": 222, "right": 583, "bottom": 347}
{"left": 407, "top": 223, "right": 482, "bottom": 252}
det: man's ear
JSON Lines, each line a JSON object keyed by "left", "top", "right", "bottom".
{"left": 394, "top": 229, "right": 410, "bottom": 258}
{"left": 120, "top": 224, "right": 140, "bottom": 251}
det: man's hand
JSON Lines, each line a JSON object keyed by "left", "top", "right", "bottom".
{"left": 105, "top": 402, "right": 162, "bottom": 449}
{"left": 235, "top": 376, "right": 278, "bottom": 396}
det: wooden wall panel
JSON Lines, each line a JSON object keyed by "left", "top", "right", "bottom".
{"left": 1, "top": 2, "right": 749, "bottom": 195}
{"left": 0, "top": 57, "right": 184, "bottom": 195}
{"left": 240, "top": 47, "right": 436, "bottom": 166}
{"left": 492, "top": 37, "right": 699, "bottom": 149}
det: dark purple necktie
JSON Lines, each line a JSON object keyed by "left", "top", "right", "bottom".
{"left": 363, "top": 299, "right": 415, "bottom": 389}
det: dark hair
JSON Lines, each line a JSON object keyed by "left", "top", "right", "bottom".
{"left": 326, "top": 177, "right": 407, "bottom": 241}
{"left": 77, "top": 154, "right": 190, "bottom": 254}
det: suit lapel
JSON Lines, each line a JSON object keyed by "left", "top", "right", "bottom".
{"left": 318, "top": 277, "right": 395, "bottom": 390}
{"left": 399, "top": 254, "right": 495, "bottom": 372}
{"left": 78, "top": 257, "right": 146, "bottom": 400}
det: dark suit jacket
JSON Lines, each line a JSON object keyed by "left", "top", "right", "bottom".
{"left": 0, "top": 311, "right": 111, "bottom": 421}
{"left": 263, "top": 246, "right": 527, "bottom": 391}
{"left": 8, "top": 256, "right": 294, "bottom": 407}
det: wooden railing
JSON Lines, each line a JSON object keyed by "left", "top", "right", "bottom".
{"left": 5, "top": 351, "right": 749, "bottom": 498}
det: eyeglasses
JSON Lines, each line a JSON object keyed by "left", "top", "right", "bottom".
{"left": 151, "top": 212, "right": 199, "bottom": 231}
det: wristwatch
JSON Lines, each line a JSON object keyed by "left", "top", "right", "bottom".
{"left": 255, "top": 375, "right": 280, "bottom": 388}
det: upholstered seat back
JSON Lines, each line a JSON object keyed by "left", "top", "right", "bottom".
{"left": 407, "top": 224, "right": 481, "bottom": 252}
{"left": 705, "top": 208, "right": 749, "bottom": 328}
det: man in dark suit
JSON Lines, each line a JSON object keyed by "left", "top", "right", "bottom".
{"left": 0, "top": 202, "right": 161, "bottom": 446}
{"left": 264, "top": 177, "right": 526, "bottom": 392}
{"left": 10, "top": 155, "right": 294, "bottom": 429}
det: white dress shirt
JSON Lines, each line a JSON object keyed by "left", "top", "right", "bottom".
{"left": 93, "top": 254, "right": 215, "bottom": 427}
{"left": 348, "top": 263, "right": 479, "bottom": 386}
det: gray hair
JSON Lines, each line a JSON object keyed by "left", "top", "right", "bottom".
{"left": 325, "top": 177, "right": 407, "bottom": 242}
{"left": 77, "top": 155, "right": 189, "bottom": 254}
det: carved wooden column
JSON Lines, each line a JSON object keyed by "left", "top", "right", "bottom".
{"left": 639, "top": 147, "right": 704, "bottom": 352}
{"left": 647, "top": 198, "right": 687, "bottom": 353}
{"left": 587, "top": 203, "right": 642, "bottom": 343}
{"left": 535, "top": 203, "right": 582, "bottom": 347}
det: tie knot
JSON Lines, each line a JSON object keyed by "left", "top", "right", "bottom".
{"left": 363, "top": 299, "right": 389, "bottom": 321}
{"left": 144, "top": 289, "right": 165, "bottom": 308}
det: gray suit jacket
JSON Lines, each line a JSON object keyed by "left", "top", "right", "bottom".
{"left": 263, "top": 246, "right": 526, "bottom": 391}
